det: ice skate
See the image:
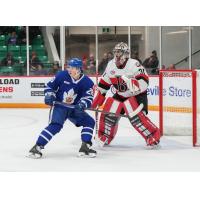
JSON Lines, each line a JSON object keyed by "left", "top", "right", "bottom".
{"left": 146, "top": 130, "right": 161, "bottom": 150}
{"left": 95, "top": 135, "right": 108, "bottom": 148}
{"left": 27, "top": 144, "right": 43, "bottom": 159}
{"left": 78, "top": 142, "right": 97, "bottom": 158}
{"left": 146, "top": 140, "right": 161, "bottom": 150}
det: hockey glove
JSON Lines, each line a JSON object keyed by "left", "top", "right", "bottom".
{"left": 74, "top": 102, "right": 86, "bottom": 112}
{"left": 121, "top": 75, "right": 140, "bottom": 94}
{"left": 44, "top": 92, "right": 56, "bottom": 106}
{"left": 91, "top": 90, "right": 105, "bottom": 108}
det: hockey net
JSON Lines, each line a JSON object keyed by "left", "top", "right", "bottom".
{"left": 159, "top": 69, "right": 200, "bottom": 146}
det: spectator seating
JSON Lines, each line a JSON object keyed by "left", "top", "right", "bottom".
{"left": 13, "top": 56, "right": 25, "bottom": 63}
{"left": 0, "top": 30, "right": 52, "bottom": 75}
{"left": 21, "top": 45, "right": 32, "bottom": 56}
{"left": 32, "top": 35, "right": 43, "bottom": 45}
{"left": 8, "top": 45, "right": 20, "bottom": 56}
{"left": 0, "top": 64, "right": 24, "bottom": 75}
{"left": 19, "top": 56, "right": 26, "bottom": 63}
{"left": 0, "top": 45, "right": 7, "bottom": 57}
{"left": 38, "top": 55, "right": 48, "bottom": 62}
{"left": 0, "top": 56, "right": 4, "bottom": 62}
{"left": 32, "top": 45, "right": 46, "bottom": 56}
{"left": 5, "top": 35, "right": 10, "bottom": 44}
{"left": 0, "top": 35, "right": 5, "bottom": 45}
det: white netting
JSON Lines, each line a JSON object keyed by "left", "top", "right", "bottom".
{"left": 161, "top": 71, "right": 193, "bottom": 136}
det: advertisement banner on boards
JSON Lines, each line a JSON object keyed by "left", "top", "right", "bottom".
{"left": 0, "top": 76, "right": 192, "bottom": 109}
{"left": 0, "top": 77, "right": 52, "bottom": 103}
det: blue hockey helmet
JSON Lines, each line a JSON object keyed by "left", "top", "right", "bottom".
{"left": 68, "top": 58, "right": 83, "bottom": 69}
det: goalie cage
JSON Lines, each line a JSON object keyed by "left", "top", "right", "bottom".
{"left": 159, "top": 69, "right": 200, "bottom": 147}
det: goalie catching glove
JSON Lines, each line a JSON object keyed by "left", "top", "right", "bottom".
{"left": 121, "top": 75, "right": 140, "bottom": 95}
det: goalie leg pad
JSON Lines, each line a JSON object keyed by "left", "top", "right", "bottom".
{"left": 123, "top": 96, "right": 161, "bottom": 146}
{"left": 98, "top": 97, "right": 123, "bottom": 145}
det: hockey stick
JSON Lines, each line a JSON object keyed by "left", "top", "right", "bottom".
{"left": 54, "top": 101, "right": 144, "bottom": 118}
{"left": 54, "top": 101, "right": 75, "bottom": 108}
{"left": 95, "top": 29, "right": 99, "bottom": 137}
{"left": 87, "top": 107, "right": 128, "bottom": 118}
{"left": 54, "top": 101, "right": 129, "bottom": 118}
{"left": 89, "top": 103, "right": 143, "bottom": 119}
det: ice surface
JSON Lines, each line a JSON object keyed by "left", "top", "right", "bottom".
{"left": 0, "top": 108, "right": 200, "bottom": 172}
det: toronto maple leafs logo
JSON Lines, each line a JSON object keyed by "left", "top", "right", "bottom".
{"left": 63, "top": 89, "right": 77, "bottom": 104}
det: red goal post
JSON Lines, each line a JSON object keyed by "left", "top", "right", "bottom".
{"left": 159, "top": 69, "right": 200, "bottom": 147}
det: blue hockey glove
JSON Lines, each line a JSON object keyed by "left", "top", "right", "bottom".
{"left": 44, "top": 92, "right": 56, "bottom": 106}
{"left": 74, "top": 102, "right": 86, "bottom": 112}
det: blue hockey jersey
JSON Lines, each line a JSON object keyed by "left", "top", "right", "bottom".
{"left": 45, "top": 71, "right": 94, "bottom": 108}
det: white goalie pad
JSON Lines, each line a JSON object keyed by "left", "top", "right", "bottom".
{"left": 123, "top": 97, "right": 144, "bottom": 118}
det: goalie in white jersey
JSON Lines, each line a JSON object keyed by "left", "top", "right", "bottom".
{"left": 92, "top": 42, "right": 161, "bottom": 147}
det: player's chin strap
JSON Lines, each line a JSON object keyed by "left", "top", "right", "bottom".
{"left": 54, "top": 101, "right": 143, "bottom": 119}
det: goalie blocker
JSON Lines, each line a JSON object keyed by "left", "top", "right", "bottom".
{"left": 94, "top": 96, "right": 161, "bottom": 147}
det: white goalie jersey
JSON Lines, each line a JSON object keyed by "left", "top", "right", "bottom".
{"left": 98, "top": 58, "right": 149, "bottom": 98}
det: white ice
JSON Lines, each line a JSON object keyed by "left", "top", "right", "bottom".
{"left": 0, "top": 108, "right": 200, "bottom": 171}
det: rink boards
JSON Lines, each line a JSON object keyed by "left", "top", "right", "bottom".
{"left": 0, "top": 75, "right": 193, "bottom": 113}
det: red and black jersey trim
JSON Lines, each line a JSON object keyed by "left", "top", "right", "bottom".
{"left": 135, "top": 74, "right": 149, "bottom": 84}
{"left": 98, "top": 79, "right": 111, "bottom": 90}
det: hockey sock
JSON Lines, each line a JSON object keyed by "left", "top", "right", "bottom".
{"left": 78, "top": 114, "right": 95, "bottom": 143}
{"left": 81, "top": 126, "right": 94, "bottom": 143}
{"left": 36, "top": 123, "right": 63, "bottom": 147}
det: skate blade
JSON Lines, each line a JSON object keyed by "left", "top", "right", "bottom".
{"left": 26, "top": 153, "right": 42, "bottom": 159}
{"left": 146, "top": 144, "right": 161, "bottom": 150}
{"left": 78, "top": 152, "right": 97, "bottom": 158}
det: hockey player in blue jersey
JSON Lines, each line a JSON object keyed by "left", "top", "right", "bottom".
{"left": 28, "top": 58, "right": 97, "bottom": 158}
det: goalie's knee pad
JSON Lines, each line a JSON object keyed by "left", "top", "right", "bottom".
{"left": 123, "top": 96, "right": 161, "bottom": 145}
{"left": 98, "top": 97, "right": 123, "bottom": 145}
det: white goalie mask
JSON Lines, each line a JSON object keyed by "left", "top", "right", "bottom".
{"left": 113, "top": 42, "right": 130, "bottom": 67}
